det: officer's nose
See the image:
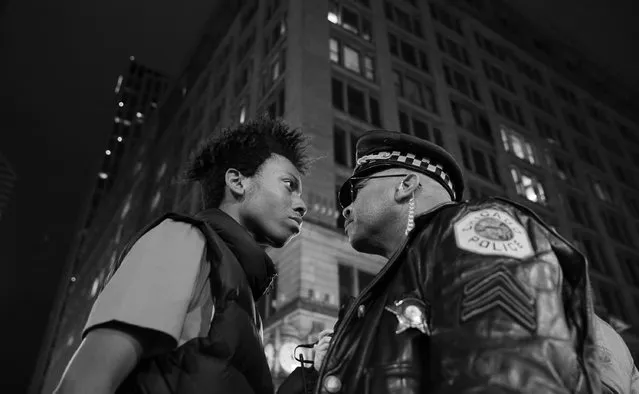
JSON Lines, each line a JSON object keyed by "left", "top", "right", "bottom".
{"left": 342, "top": 206, "right": 352, "bottom": 220}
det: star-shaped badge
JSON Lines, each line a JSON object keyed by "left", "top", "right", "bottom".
{"left": 384, "top": 297, "right": 430, "bottom": 335}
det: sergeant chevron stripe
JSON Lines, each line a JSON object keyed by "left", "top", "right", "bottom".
{"left": 460, "top": 264, "right": 537, "bottom": 333}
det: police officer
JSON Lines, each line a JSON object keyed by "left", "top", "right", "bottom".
{"left": 313, "top": 129, "right": 601, "bottom": 393}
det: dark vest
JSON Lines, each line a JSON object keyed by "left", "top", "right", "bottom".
{"left": 115, "top": 209, "right": 277, "bottom": 394}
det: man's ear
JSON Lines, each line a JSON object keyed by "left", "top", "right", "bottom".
{"left": 225, "top": 168, "right": 246, "bottom": 197}
{"left": 394, "top": 173, "right": 420, "bottom": 203}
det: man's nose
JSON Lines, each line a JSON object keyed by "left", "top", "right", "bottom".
{"left": 293, "top": 195, "right": 307, "bottom": 217}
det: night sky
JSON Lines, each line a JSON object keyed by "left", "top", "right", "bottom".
{"left": 0, "top": 0, "right": 637, "bottom": 391}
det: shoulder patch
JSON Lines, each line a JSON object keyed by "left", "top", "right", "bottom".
{"left": 454, "top": 209, "right": 534, "bottom": 259}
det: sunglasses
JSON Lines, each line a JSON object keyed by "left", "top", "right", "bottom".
{"left": 339, "top": 174, "right": 419, "bottom": 209}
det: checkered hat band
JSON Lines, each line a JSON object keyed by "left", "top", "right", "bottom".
{"left": 356, "top": 151, "right": 456, "bottom": 200}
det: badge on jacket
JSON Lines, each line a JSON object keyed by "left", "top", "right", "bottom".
{"left": 385, "top": 298, "right": 430, "bottom": 335}
{"left": 454, "top": 209, "right": 533, "bottom": 259}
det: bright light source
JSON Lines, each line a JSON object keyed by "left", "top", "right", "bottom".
{"left": 117, "top": 136, "right": 123, "bottom": 142}
{"left": 70, "top": 276, "right": 77, "bottom": 282}
{"left": 114, "top": 116, "right": 121, "bottom": 123}
{"left": 98, "top": 172, "right": 108, "bottom": 179}
{"left": 91, "top": 278, "right": 100, "bottom": 297}
{"left": 114, "top": 75, "right": 123, "bottom": 94}
{"left": 123, "top": 119, "right": 131, "bottom": 126}
{"left": 239, "top": 105, "right": 246, "bottom": 124}
{"left": 105, "top": 150, "right": 112, "bottom": 155}
{"left": 129, "top": 55, "right": 135, "bottom": 61}
{"left": 328, "top": 12, "right": 339, "bottom": 24}
{"left": 118, "top": 101, "right": 124, "bottom": 107}
{"left": 136, "top": 112, "right": 144, "bottom": 118}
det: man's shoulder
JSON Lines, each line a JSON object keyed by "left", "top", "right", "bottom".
{"left": 126, "top": 213, "right": 209, "bottom": 251}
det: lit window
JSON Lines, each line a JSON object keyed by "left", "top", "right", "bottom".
{"left": 122, "top": 119, "right": 131, "bottom": 126}
{"left": 272, "top": 59, "right": 281, "bottom": 80}
{"left": 500, "top": 125, "right": 537, "bottom": 165}
{"left": 121, "top": 194, "right": 132, "bottom": 219}
{"left": 114, "top": 116, "right": 121, "bottom": 123}
{"left": 343, "top": 45, "right": 360, "bottom": 73}
{"left": 118, "top": 101, "right": 124, "bottom": 107}
{"left": 239, "top": 105, "right": 247, "bottom": 124}
{"left": 105, "top": 150, "right": 112, "bottom": 156}
{"left": 328, "top": 1, "right": 340, "bottom": 24}
{"left": 510, "top": 167, "right": 547, "bottom": 204}
{"left": 591, "top": 180, "right": 613, "bottom": 203}
{"left": 329, "top": 38, "right": 340, "bottom": 63}
{"left": 90, "top": 278, "right": 100, "bottom": 298}
{"left": 151, "top": 102, "right": 158, "bottom": 108}
{"left": 151, "top": 191, "right": 162, "bottom": 210}
{"left": 157, "top": 162, "right": 167, "bottom": 180}
{"left": 114, "top": 75, "right": 123, "bottom": 94}
{"left": 136, "top": 112, "right": 144, "bottom": 118}
{"left": 98, "top": 172, "right": 108, "bottom": 180}
{"left": 363, "top": 56, "right": 375, "bottom": 80}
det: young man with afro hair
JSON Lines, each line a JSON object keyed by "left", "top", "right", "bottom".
{"left": 55, "top": 116, "right": 311, "bottom": 394}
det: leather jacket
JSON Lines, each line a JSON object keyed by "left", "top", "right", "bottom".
{"left": 306, "top": 197, "right": 601, "bottom": 394}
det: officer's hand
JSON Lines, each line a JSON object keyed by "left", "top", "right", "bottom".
{"left": 313, "top": 329, "right": 333, "bottom": 371}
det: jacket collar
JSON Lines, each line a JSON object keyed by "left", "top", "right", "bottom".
{"left": 196, "top": 208, "right": 277, "bottom": 300}
{"left": 412, "top": 201, "right": 458, "bottom": 231}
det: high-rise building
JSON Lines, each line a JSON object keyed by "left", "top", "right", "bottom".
{"left": 32, "top": 0, "right": 639, "bottom": 391}
{"left": 86, "top": 57, "right": 169, "bottom": 228}
{"left": 0, "top": 152, "right": 17, "bottom": 222}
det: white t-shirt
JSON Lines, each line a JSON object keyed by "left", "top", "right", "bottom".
{"left": 83, "top": 219, "right": 214, "bottom": 348}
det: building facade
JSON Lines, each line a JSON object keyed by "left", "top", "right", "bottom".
{"left": 32, "top": 0, "right": 639, "bottom": 391}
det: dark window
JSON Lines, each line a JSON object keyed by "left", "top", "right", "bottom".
{"left": 566, "top": 195, "right": 592, "bottom": 227}
{"left": 450, "top": 100, "right": 492, "bottom": 142}
{"left": 388, "top": 34, "right": 399, "bottom": 56}
{"left": 401, "top": 41, "right": 417, "bottom": 66}
{"left": 433, "top": 127, "right": 444, "bottom": 147}
{"left": 459, "top": 139, "right": 500, "bottom": 184}
{"left": 332, "top": 78, "right": 344, "bottom": 110}
{"left": 369, "top": 97, "right": 381, "bottom": 127}
{"left": 347, "top": 85, "right": 367, "bottom": 121}
{"left": 472, "top": 148, "right": 489, "bottom": 178}
{"left": 342, "top": 7, "right": 360, "bottom": 34}
{"left": 412, "top": 118, "right": 429, "bottom": 140}
{"left": 399, "top": 110, "right": 410, "bottom": 133}
{"left": 333, "top": 126, "right": 348, "bottom": 166}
